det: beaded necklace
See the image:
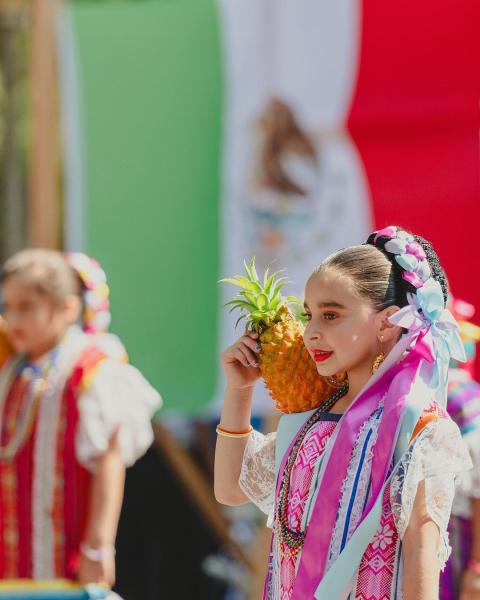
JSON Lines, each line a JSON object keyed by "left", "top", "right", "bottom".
{"left": 276, "top": 384, "right": 349, "bottom": 558}
{"left": 0, "top": 351, "right": 57, "bottom": 461}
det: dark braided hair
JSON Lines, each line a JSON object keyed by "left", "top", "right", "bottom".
{"left": 316, "top": 227, "right": 448, "bottom": 312}
{"left": 365, "top": 230, "right": 448, "bottom": 308}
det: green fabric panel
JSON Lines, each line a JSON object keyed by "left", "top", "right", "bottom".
{"left": 72, "top": 0, "right": 222, "bottom": 413}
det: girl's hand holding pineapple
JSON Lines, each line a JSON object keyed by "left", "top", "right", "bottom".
{"left": 215, "top": 325, "right": 264, "bottom": 506}
{"left": 215, "top": 341, "right": 258, "bottom": 505}
{"left": 220, "top": 259, "right": 337, "bottom": 414}
{"left": 215, "top": 258, "right": 336, "bottom": 506}
{"left": 221, "top": 331, "right": 262, "bottom": 390}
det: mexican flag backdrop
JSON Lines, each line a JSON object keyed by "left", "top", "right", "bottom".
{"left": 64, "top": 0, "right": 480, "bottom": 414}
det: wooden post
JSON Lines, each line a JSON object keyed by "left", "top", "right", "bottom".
{"left": 0, "top": 0, "right": 25, "bottom": 11}
{"left": 0, "top": 0, "right": 27, "bottom": 259}
{"left": 152, "top": 422, "right": 255, "bottom": 572}
{"left": 28, "top": 0, "right": 59, "bottom": 248}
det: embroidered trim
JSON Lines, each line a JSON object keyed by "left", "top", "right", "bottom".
{"left": 32, "top": 331, "right": 90, "bottom": 578}
{"left": 327, "top": 405, "right": 383, "bottom": 567}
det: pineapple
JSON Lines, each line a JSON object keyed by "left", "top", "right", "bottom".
{"left": 221, "top": 259, "right": 336, "bottom": 413}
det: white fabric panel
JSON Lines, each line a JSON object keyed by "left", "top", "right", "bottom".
{"left": 215, "top": 0, "right": 372, "bottom": 413}
{"left": 272, "top": 0, "right": 361, "bottom": 130}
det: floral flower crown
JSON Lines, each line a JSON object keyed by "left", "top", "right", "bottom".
{"left": 372, "top": 225, "right": 432, "bottom": 291}
{"left": 66, "top": 252, "right": 111, "bottom": 334}
{"left": 369, "top": 226, "right": 465, "bottom": 365}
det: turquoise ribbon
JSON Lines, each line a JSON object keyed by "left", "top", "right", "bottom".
{"left": 313, "top": 400, "right": 424, "bottom": 599}
{"left": 389, "top": 279, "right": 466, "bottom": 365}
{"left": 389, "top": 279, "right": 466, "bottom": 398}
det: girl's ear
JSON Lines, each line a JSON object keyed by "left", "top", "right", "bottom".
{"left": 64, "top": 294, "right": 82, "bottom": 325}
{"left": 375, "top": 305, "right": 402, "bottom": 343}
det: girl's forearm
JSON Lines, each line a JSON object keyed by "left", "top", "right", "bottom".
{"left": 218, "top": 385, "right": 253, "bottom": 431}
{"left": 403, "top": 542, "right": 440, "bottom": 600}
{"left": 83, "top": 432, "right": 126, "bottom": 548}
{"left": 214, "top": 386, "right": 253, "bottom": 505}
{"left": 470, "top": 497, "right": 480, "bottom": 561}
{"left": 403, "top": 481, "right": 440, "bottom": 600}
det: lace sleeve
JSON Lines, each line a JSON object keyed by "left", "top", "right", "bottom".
{"left": 390, "top": 418, "right": 472, "bottom": 569}
{"left": 459, "top": 430, "right": 480, "bottom": 498}
{"left": 239, "top": 430, "right": 277, "bottom": 518}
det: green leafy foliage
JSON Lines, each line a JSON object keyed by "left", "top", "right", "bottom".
{"left": 220, "top": 257, "right": 302, "bottom": 331}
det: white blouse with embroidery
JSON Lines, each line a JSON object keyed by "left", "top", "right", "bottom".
{"left": 76, "top": 359, "right": 162, "bottom": 471}
{"left": 239, "top": 417, "right": 471, "bottom": 569}
{"left": 453, "top": 429, "right": 480, "bottom": 518}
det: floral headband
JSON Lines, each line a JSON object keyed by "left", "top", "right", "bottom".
{"left": 66, "top": 252, "right": 111, "bottom": 334}
{"left": 370, "top": 226, "right": 465, "bottom": 366}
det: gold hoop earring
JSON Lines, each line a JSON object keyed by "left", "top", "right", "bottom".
{"left": 372, "top": 335, "right": 385, "bottom": 374}
{"left": 325, "top": 372, "right": 348, "bottom": 388}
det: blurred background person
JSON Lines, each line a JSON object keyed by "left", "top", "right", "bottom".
{"left": 441, "top": 298, "right": 480, "bottom": 600}
{"left": 0, "top": 249, "right": 159, "bottom": 596}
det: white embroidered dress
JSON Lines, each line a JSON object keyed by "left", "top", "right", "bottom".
{"left": 239, "top": 405, "right": 470, "bottom": 599}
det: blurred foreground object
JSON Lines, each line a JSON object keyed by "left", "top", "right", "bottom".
{"left": 440, "top": 297, "right": 480, "bottom": 598}
{"left": 0, "top": 579, "right": 113, "bottom": 599}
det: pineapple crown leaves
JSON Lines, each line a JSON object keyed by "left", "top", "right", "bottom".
{"left": 220, "top": 258, "right": 302, "bottom": 331}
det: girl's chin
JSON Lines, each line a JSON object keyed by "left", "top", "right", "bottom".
{"left": 10, "top": 342, "right": 26, "bottom": 354}
{"left": 315, "top": 365, "right": 340, "bottom": 377}
{"left": 13, "top": 342, "right": 40, "bottom": 357}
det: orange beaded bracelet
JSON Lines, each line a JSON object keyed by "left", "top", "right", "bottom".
{"left": 215, "top": 425, "right": 253, "bottom": 438}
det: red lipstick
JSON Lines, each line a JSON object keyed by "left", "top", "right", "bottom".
{"left": 313, "top": 350, "right": 333, "bottom": 363}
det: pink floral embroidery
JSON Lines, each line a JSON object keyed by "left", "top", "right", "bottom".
{"left": 371, "top": 524, "right": 395, "bottom": 551}
{"left": 356, "top": 485, "right": 398, "bottom": 600}
{"left": 274, "top": 420, "right": 337, "bottom": 599}
{"left": 269, "top": 421, "right": 400, "bottom": 600}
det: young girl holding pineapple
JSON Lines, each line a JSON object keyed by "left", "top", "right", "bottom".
{"left": 0, "top": 249, "right": 160, "bottom": 596}
{"left": 215, "top": 226, "right": 471, "bottom": 600}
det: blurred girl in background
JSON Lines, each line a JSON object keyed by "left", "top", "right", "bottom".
{"left": 0, "top": 249, "right": 160, "bottom": 591}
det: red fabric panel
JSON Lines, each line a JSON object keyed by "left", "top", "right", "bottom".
{"left": 15, "top": 417, "right": 36, "bottom": 577}
{"left": 348, "top": 1, "right": 480, "bottom": 365}
{"left": 0, "top": 346, "right": 106, "bottom": 579}
{"left": 63, "top": 347, "right": 106, "bottom": 579}
{"left": 63, "top": 365, "right": 87, "bottom": 579}
{"left": 0, "top": 377, "right": 24, "bottom": 577}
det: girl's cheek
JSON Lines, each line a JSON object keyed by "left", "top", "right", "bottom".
{"left": 32, "top": 308, "right": 52, "bottom": 329}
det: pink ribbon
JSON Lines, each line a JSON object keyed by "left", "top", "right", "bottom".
{"left": 290, "top": 344, "right": 426, "bottom": 598}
